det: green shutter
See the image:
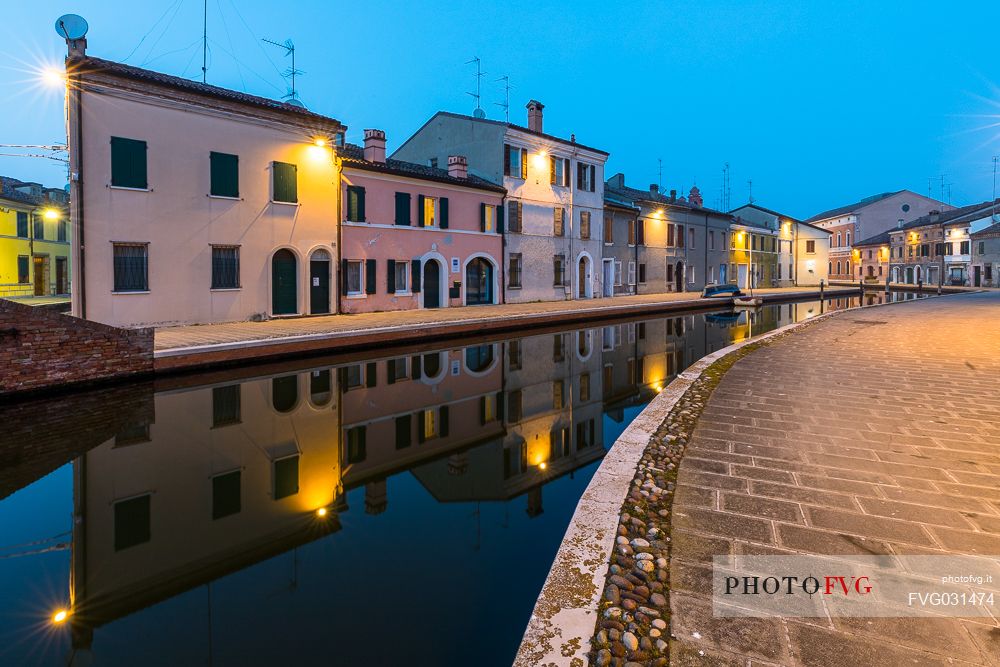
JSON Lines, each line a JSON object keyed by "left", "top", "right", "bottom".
{"left": 417, "top": 195, "right": 426, "bottom": 226}
{"left": 395, "top": 415, "right": 412, "bottom": 449}
{"left": 272, "top": 162, "right": 297, "bottom": 203}
{"left": 411, "top": 355, "right": 422, "bottom": 380}
{"left": 394, "top": 192, "right": 410, "bottom": 225}
{"left": 416, "top": 412, "right": 426, "bottom": 443}
{"left": 365, "top": 362, "right": 377, "bottom": 388}
{"left": 111, "top": 137, "right": 147, "bottom": 189}
{"left": 210, "top": 152, "right": 239, "bottom": 197}
{"left": 386, "top": 259, "right": 396, "bottom": 294}
{"left": 440, "top": 405, "right": 450, "bottom": 437}
{"left": 503, "top": 144, "right": 511, "bottom": 176}
{"left": 496, "top": 203, "right": 504, "bottom": 234}
{"left": 365, "top": 258, "right": 376, "bottom": 294}
{"left": 480, "top": 203, "right": 486, "bottom": 232}
{"left": 440, "top": 197, "right": 449, "bottom": 228}
{"left": 341, "top": 259, "right": 350, "bottom": 295}
{"left": 411, "top": 259, "right": 422, "bottom": 293}
{"left": 357, "top": 186, "right": 366, "bottom": 221}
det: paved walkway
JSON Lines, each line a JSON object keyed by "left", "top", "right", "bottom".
{"left": 671, "top": 291, "right": 1000, "bottom": 666}
{"left": 154, "top": 286, "right": 849, "bottom": 352}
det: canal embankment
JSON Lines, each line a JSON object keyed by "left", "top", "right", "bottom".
{"left": 514, "top": 290, "right": 994, "bottom": 666}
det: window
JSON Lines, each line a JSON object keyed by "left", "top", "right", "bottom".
{"left": 210, "top": 151, "right": 239, "bottom": 197}
{"left": 504, "top": 144, "right": 526, "bottom": 179}
{"left": 553, "top": 380, "right": 565, "bottom": 409}
{"left": 420, "top": 195, "right": 437, "bottom": 227}
{"left": 628, "top": 219, "right": 636, "bottom": 246}
{"left": 346, "top": 260, "right": 363, "bottom": 295}
{"left": 212, "top": 385, "right": 241, "bottom": 427}
{"left": 553, "top": 207, "right": 565, "bottom": 236}
{"left": 837, "top": 232, "right": 842, "bottom": 247}
{"left": 778, "top": 263, "right": 782, "bottom": 280}
{"left": 638, "top": 263, "right": 646, "bottom": 283}
{"left": 604, "top": 215, "right": 613, "bottom": 243}
{"left": 806, "top": 240, "right": 816, "bottom": 254}
{"left": 751, "top": 235, "right": 757, "bottom": 250}
{"left": 580, "top": 210, "right": 591, "bottom": 239}
{"left": 115, "top": 421, "right": 150, "bottom": 446}
{"left": 688, "top": 227, "right": 695, "bottom": 248}
{"left": 507, "top": 200, "right": 522, "bottom": 232}
{"left": 481, "top": 203, "right": 495, "bottom": 233}
{"left": 110, "top": 136, "right": 148, "bottom": 189}
{"left": 33, "top": 216, "right": 44, "bottom": 240}
{"left": 344, "top": 364, "right": 364, "bottom": 389}
{"left": 553, "top": 254, "right": 567, "bottom": 286}
{"left": 392, "top": 260, "right": 409, "bottom": 293}
{"left": 16, "top": 211, "right": 28, "bottom": 238}
{"left": 17, "top": 256, "right": 29, "bottom": 284}
{"left": 509, "top": 253, "right": 522, "bottom": 288}
{"left": 550, "top": 156, "right": 570, "bottom": 186}
{"left": 212, "top": 471, "right": 241, "bottom": 519}
{"left": 614, "top": 260, "right": 622, "bottom": 286}
{"left": 274, "top": 455, "right": 299, "bottom": 499}
{"left": 709, "top": 230, "right": 715, "bottom": 250}
{"left": 846, "top": 231, "right": 851, "bottom": 246}
{"left": 272, "top": 161, "right": 297, "bottom": 203}
{"left": 346, "top": 185, "right": 366, "bottom": 221}
{"left": 960, "top": 241, "right": 971, "bottom": 254}
{"left": 57, "top": 221, "right": 67, "bottom": 242}
{"left": 920, "top": 244, "right": 929, "bottom": 258}
{"left": 310, "top": 370, "right": 332, "bottom": 403}
{"left": 978, "top": 241, "right": 985, "bottom": 255}
{"left": 211, "top": 245, "right": 240, "bottom": 289}
{"left": 114, "top": 494, "right": 151, "bottom": 551}
{"left": 836, "top": 261, "right": 841, "bottom": 274}
{"left": 113, "top": 243, "right": 148, "bottom": 292}
{"left": 628, "top": 261, "right": 636, "bottom": 286}
{"left": 508, "top": 339, "right": 522, "bottom": 370}
{"left": 577, "top": 162, "right": 596, "bottom": 192}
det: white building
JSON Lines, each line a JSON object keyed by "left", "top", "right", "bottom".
{"left": 730, "top": 203, "right": 831, "bottom": 286}
{"left": 392, "top": 102, "right": 609, "bottom": 302}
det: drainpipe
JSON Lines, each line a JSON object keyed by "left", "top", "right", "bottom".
{"left": 334, "top": 147, "right": 343, "bottom": 315}
{"left": 72, "top": 65, "right": 86, "bottom": 318}
{"left": 500, "top": 191, "right": 507, "bottom": 304}
{"left": 703, "top": 212, "right": 709, "bottom": 286}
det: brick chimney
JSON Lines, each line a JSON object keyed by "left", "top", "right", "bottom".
{"left": 526, "top": 100, "right": 544, "bottom": 132}
{"left": 447, "top": 155, "right": 468, "bottom": 179}
{"left": 670, "top": 189, "right": 677, "bottom": 203}
{"left": 650, "top": 184, "right": 659, "bottom": 195}
{"left": 689, "top": 185, "right": 703, "bottom": 207}
{"left": 364, "top": 129, "right": 386, "bottom": 163}
{"left": 928, "top": 210, "right": 940, "bottom": 223}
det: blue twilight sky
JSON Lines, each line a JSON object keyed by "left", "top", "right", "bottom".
{"left": 2, "top": 0, "right": 1000, "bottom": 219}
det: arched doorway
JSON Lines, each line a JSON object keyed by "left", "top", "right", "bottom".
{"left": 465, "top": 257, "right": 494, "bottom": 305}
{"left": 675, "top": 261, "right": 684, "bottom": 292}
{"left": 866, "top": 265, "right": 874, "bottom": 278}
{"left": 272, "top": 249, "right": 297, "bottom": 315}
{"left": 905, "top": 266, "right": 914, "bottom": 284}
{"left": 309, "top": 249, "right": 331, "bottom": 314}
{"left": 578, "top": 256, "right": 589, "bottom": 298}
{"left": 424, "top": 259, "right": 442, "bottom": 308}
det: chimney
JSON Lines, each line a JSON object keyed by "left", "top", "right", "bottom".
{"left": 650, "top": 184, "right": 659, "bottom": 195}
{"left": 670, "top": 189, "right": 677, "bottom": 203}
{"left": 66, "top": 36, "right": 87, "bottom": 58}
{"left": 447, "top": 155, "right": 468, "bottom": 179}
{"left": 363, "top": 129, "right": 386, "bottom": 163}
{"left": 526, "top": 100, "right": 544, "bottom": 132}
{"left": 689, "top": 185, "right": 703, "bottom": 207}
{"left": 897, "top": 219, "right": 904, "bottom": 228}
{"left": 928, "top": 210, "right": 940, "bottom": 223}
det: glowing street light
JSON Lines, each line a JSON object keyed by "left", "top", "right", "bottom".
{"left": 43, "top": 208, "right": 60, "bottom": 220}
{"left": 52, "top": 609, "right": 70, "bottom": 624}
{"left": 313, "top": 137, "right": 327, "bottom": 148}
{"left": 42, "top": 67, "right": 65, "bottom": 88}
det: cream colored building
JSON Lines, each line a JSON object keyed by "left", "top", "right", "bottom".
{"left": 65, "top": 41, "right": 345, "bottom": 327}
{"left": 730, "top": 203, "right": 831, "bottom": 286}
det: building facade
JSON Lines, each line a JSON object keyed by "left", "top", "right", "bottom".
{"left": 972, "top": 218, "right": 1000, "bottom": 288}
{"left": 729, "top": 203, "right": 831, "bottom": 286}
{"left": 66, "top": 47, "right": 345, "bottom": 327}
{"left": 392, "top": 102, "right": 609, "bottom": 302}
{"left": 338, "top": 131, "right": 505, "bottom": 314}
{"left": 601, "top": 197, "right": 639, "bottom": 296}
{"left": 854, "top": 230, "right": 891, "bottom": 282}
{"left": 727, "top": 220, "right": 778, "bottom": 289}
{"left": 804, "top": 190, "right": 949, "bottom": 281}
{"left": 0, "top": 177, "right": 70, "bottom": 298}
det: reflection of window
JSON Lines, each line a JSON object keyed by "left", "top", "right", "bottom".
{"left": 422, "top": 353, "right": 442, "bottom": 378}
{"left": 212, "top": 385, "right": 241, "bottom": 427}
{"left": 395, "top": 415, "right": 412, "bottom": 449}
{"left": 577, "top": 331, "right": 591, "bottom": 357}
{"left": 310, "top": 370, "right": 332, "bottom": 403}
{"left": 388, "top": 358, "right": 409, "bottom": 383}
{"left": 114, "top": 494, "right": 151, "bottom": 551}
{"left": 423, "top": 410, "right": 438, "bottom": 440}
{"left": 507, "top": 389, "right": 522, "bottom": 423}
{"left": 273, "top": 455, "right": 299, "bottom": 499}
{"left": 553, "top": 380, "right": 564, "bottom": 409}
{"left": 480, "top": 394, "right": 497, "bottom": 423}
{"left": 115, "top": 421, "right": 151, "bottom": 446}
{"left": 576, "top": 419, "right": 596, "bottom": 450}
{"left": 553, "top": 334, "right": 566, "bottom": 362}
{"left": 212, "top": 471, "right": 241, "bottom": 520}
{"left": 346, "top": 427, "right": 367, "bottom": 463}
{"left": 345, "top": 364, "right": 363, "bottom": 388}
{"left": 580, "top": 372, "right": 591, "bottom": 402}
{"left": 272, "top": 375, "right": 298, "bottom": 412}
{"left": 508, "top": 340, "right": 522, "bottom": 370}
{"left": 465, "top": 345, "right": 494, "bottom": 372}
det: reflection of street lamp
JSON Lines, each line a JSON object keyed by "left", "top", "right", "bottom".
{"left": 44, "top": 208, "right": 60, "bottom": 221}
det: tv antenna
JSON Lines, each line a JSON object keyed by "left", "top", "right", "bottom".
{"left": 992, "top": 156, "right": 998, "bottom": 221}
{"left": 721, "top": 162, "right": 731, "bottom": 212}
{"left": 466, "top": 56, "right": 486, "bottom": 118}
{"left": 658, "top": 158, "right": 663, "bottom": 190}
{"left": 747, "top": 178, "right": 753, "bottom": 204}
{"left": 494, "top": 75, "right": 513, "bottom": 122}
{"left": 262, "top": 38, "right": 305, "bottom": 106}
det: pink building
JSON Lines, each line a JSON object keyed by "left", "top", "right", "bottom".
{"left": 339, "top": 130, "right": 505, "bottom": 313}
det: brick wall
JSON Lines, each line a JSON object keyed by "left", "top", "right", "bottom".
{"left": 0, "top": 298, "right": 153, "bottom": 395}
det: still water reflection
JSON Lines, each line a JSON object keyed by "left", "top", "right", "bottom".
{"left": 0, "top": 292, "right": 924, "bottom": 666}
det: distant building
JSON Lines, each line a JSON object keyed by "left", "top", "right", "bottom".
{"left": 853, "top": 229, "right": 891, "bottom": 282}
{"left": 65, "top": 45, "right": 344, "bottom": 327}
{"left": 604, "top": 175, "right": 730, "bottom": 294}
{"left": 727, "top": 218, "right": 778, "bottom": 289}
{"left": 972, "top": 213, "right": 1000, "bottom": 288}
{"left": 601, "top": 195, "right": 640, "bottom": 296}
{"left": 729, "top": 203, "right": 831, "bottom": 286}
{"left": 804, "top": 190, "right": 949, "bottom": 281}
{"left": 392, "top": 102, "right": 609, "bottom": 302}
{"left": 0, "top": 176, "right": 70, "bottom": 297}
{"left": 338, "top": 131, "right": 505, "bottom": 313}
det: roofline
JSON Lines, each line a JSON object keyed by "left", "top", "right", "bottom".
{"left": 729, "top": 202, "right": 803, "bottom": 223}
{"left": 340, "top": 158, "right": 507, "bottom": 194}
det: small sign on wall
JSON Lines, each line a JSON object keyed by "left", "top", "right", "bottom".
{"left": 451, "top": 257, "right": 460, "bottom": 273}
{"left": 312, "top": 277, "right": 320, "bottom": 287}
{"left": 451, "top": 360, "right": 461, "bottom": 376}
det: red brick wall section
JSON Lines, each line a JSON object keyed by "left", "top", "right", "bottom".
{"left": 0, "top": 299, "right": 153, "bottom": 395}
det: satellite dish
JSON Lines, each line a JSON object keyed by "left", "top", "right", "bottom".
{"left": 285, "top": 98, "right": 306, "bottom": 109}
{"left": 473, "top": 108, "right": 486, "bottom": 119}
{"left": 55, "top": 14, "right": 89, "bottom": 40}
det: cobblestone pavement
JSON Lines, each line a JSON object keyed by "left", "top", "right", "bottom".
{"left": 670, "top": 291, "right": 1000, "bottom": 666}
{"left": 154, "top": 286, "right": 848, "bottom": 351}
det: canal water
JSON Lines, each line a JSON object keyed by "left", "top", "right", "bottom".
{"left": 0, "top": 292, "right": 925, "bottom": 666}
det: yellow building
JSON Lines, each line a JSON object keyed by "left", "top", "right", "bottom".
{"left": 0, "top": 177, "right": 70, "bottom": 297}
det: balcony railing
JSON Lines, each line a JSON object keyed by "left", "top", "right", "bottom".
{"left": 944, "top": 254, "right": 970, "bottom": 264}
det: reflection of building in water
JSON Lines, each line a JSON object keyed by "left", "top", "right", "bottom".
{"left": 601, "top": 319, "right": 689, "bottom": 415}
{"left": 413, "top": 331, "right": 606, "bottom": 516}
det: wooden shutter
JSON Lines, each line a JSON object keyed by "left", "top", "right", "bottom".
{"left": 365, "top": 259, "right": 376, "bottom": 294}
{"left": 387, "top": 360, "right": 396, "bottom": 385}
{"left": 480, "top": 203, "right": 486, "bottom": 232}
{"left": 386, "top": 259, "right": 396, "bottom": 294}
{"left": 341, "top": 259, "right": 349, "bottom": 295}
{"left": 589, "top": 165, "right": 596, "bottom": 192}
{"left": 507, "top": 201, "right": 518, "bottom": 232}
{"left": 394, "top": 192, "right": 411, "bottom": 225}
{"left": 111, "top": 137, "right": 147, "bottom": 189}
{"left": 678, "top": 224, "right": 685, "bottom": 248}
{"left": 417, "top": 195, "right": 426, "bottom": 226}
{"left": 637, "top": 219, "right": 645, "bottom": 245}
{"left": 440, "top": 405, "right": 449, "bottom": 437}
{"left": 272, "top": 162, "right": 298, "bottom": 203}
{"left": 577, "top": 163, "right": 584, "bottom": 189}
{"left": 549, "top": 156, "right": 556, "bottom": 184}
{"left": 411, "top": 259, "right": 422, "bottom": 292}
{"left": 503, "top": 144, "right": 511, "bottom": 176}
{"left": 411, "top": 355, "right": 422, "bottom": 380}
{"left": 563, "top": 159, "right": 570, "bottom": 186}
{"left": 365, "top": 362, "right": 377, "bottom": 388}
{"left": 439, "top": 197, "right": 449, "bottom": 228}
{"left": 496, "top": 203, "right": 504, "bottom": 233}
{"left": 210, "top": 152, "right": 239, "bottom": 197}
{"left": 520, "top": 149, "right": 527, "bottom": 179}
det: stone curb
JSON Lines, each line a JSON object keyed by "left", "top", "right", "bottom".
{"left": 511, "top": 292, "right": 966, "bottom": 667}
